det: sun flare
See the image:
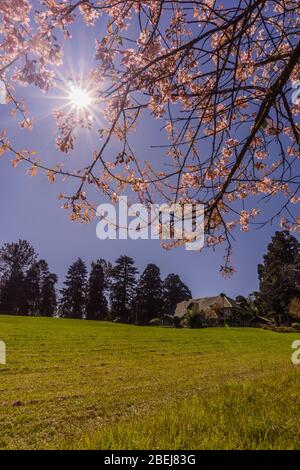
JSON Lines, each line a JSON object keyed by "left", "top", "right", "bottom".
{"left": 68, "top": 85, "right": 92, "bottom": 110}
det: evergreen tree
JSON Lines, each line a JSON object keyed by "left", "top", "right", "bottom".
{"left": 39, "top": 260, "right": 58, "bottom": 317}
{"left": 21, "top": 260, "right": 57, "bottom": 316}
{"left": 0, "top": 240, "right": 37, "bottom": 314}
{"left": 0, "top": 271, "right": 24, "bottom": 315}
{"left": 60, "top": 258, "right": 87, "bottom": 319}
{"left": 258, "top": 231, "right": 300, "bottom": 324}
{"left": 86, "top": 259, "right": 108, "bottom": 320}
{"left": 162, "top": 273, "right": 192, "bottom": 315}
{"left": 110, "top": 255, "right": 138, "bottom": 323}
{"left": 22, "top": 262, "right": 41, "bottom": 315}
{"left": 134, "top": 264, "right": 164, "bottom": 324}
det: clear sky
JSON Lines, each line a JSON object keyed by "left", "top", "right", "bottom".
{"left": 0, "top": 135, "right": 282, "bottom": 299}
{"left": 0, "top": 9, "right": 295, "bottom": 299}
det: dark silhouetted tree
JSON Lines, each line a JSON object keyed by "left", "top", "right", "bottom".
{"left": 0, "top": 240, "right": 37, "bottom": 314}
{"left": 39, "top": 260, "right": 58, "bottom": 317}
{"left": 86, "top": 259, "right": 108, "bottom": 321}
{"left": 163, "top": 273, "right": 192, "bottom": 315}
{"left": 110, "top": 255, "right": 138, "bottom": 323}
{"left": 289, "top": 298, "right": 300, "bottom": 322}
{"left": 258, "top": 231, "right": 300, "bottom": 324}
{"left": 21, "top": 260, "right": 57, "bottom": 316}
{"left": 60, "top": 258, "right": 87, "bottom": 319}
{"left": 134, "top": 264, "right": 164, "bottom": 324}
{"left": 22, "top": 262, "right": 41, "bottom": 315}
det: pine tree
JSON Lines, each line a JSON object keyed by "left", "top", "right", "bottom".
{"left": 162, "top": 273, "right": 192, "bottom": 315}
{"left": 39, "top": 260, "right": 57, "bottom": 317}
{"left": 86, "top": 259, "right": 108, "bottom": 320}
{"left": 258, "top": 231, "right": 300, "bottom": 324}
{"left": 60, "top": 258, "right": 87, "bottom": 319}
{"left": 0, "top": 240, "right": 37, "bottom": 314}
{"left": 21, "top": 260, "right": 57, "bottom": 317}
{"left": 110, "top": 255, "right": 138, "bottom": 323}
{"left": 0, "top": 271, "right": 24, "bottom": 315}
{"left": 134, "top": 264, "right": 164, "bottom": 324}
{"left": 22, "top": 262, "right": 41, "bottom": 315}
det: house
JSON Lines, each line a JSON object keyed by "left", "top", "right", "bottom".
{"left": 174, "top": 294, "right": 235, "bottom": 327}
{"left": 174, "top": 294, "right": 271, "bottom": 327}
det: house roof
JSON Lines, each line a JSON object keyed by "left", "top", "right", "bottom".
{"left": 175, "top": 295, "right": 234, "bottom": 319}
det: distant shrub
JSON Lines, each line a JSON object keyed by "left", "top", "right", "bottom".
{"left": 291, "top": 323, "right": 300, "bottom": 331}
{"left": 182, "top": 304, "right": 206, "bottom": 328}
{"left": 173, "top": 316, "right": 181, "bottom": 328}
{"left": 179, "top": 317, "right": 190, "bottom": 328}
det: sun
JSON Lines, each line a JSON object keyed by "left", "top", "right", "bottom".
{"left": 68, "top": 85, "right": 92, "bottom": 110}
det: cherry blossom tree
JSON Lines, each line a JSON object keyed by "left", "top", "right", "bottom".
{"left": 0, "top": 1, "right": 300, "bottom": 274}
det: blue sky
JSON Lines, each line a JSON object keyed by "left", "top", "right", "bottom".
{"left": 0, "top": 152, "right": 280, "bottom": 298}
{"left": 0, "top": 6, "right": 295, "bottom": 298}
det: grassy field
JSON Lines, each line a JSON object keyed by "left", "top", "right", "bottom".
{"left": 0, "top": 315, "right": 299, "bottom": 450}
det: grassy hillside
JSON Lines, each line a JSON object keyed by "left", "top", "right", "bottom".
{"left": 0, "top": 315, "right": 299, "bottom": 450}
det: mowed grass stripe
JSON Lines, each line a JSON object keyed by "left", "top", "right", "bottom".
{"left": 0, "top": 315, "right": 299, "bottom": 449}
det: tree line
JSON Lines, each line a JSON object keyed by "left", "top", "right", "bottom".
{"left": 1, "top": 231, "right": 300, "bottom": 326}
{"left": 0, "top": 241, "right": 191, "bottom": 324}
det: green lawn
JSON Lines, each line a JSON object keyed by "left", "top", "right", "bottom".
{"left": 0, "top": 315, "right": 299, "bottom": 450}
